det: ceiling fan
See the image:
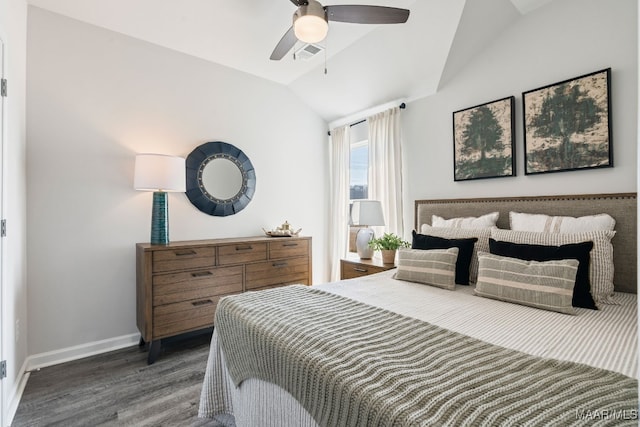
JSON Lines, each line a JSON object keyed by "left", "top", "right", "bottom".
{"left": 270, "top": 0, "right": 410, "bottom": 60}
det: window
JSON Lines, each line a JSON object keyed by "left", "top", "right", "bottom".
{"left": 349, "top": 120, "right": 369, "bottom": 200}
{"left": 350, "top": 140, "right": 368, "bottom": 200}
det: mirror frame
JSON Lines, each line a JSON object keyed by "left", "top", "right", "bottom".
{"left": 185, "top": 141, "right": 256, "bottom": 216}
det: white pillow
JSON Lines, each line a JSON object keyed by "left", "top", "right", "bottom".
{"left": 431, "top": 212, "right": 499, "bottom": 229}
{"left": 509, "top": 212, "right": 615, "bottom": 233}
{"left": 490, "top": 228, "right": 616, "bottom": 305}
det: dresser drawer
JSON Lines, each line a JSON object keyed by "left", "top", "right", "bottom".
{"left": 152, "top": 265, "right": 243, "bottom": 306}
{"left": 269, "top": 239, "right": 309, "bottom": 259}
{"left": 218, "top": 242, "right": 267, "bottom": 265}
{"left": 246, "top": 256, "right": 309, "bottom": 290}
{"left": 153, "top": 246, "right": 215, "bottom": 273}
{"left": 152, "top": 296, "right": 224, "bottom": 338}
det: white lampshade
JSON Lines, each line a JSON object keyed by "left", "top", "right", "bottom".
{"left": 351, "top": 200, "right": 385, "bottom": 227}
{"left": 134, "top": 154, "right": 186, "bottom": 192}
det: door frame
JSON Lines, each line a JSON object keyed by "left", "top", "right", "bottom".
{"left": 0, "top": 35, "right": 5, "bottom": 427}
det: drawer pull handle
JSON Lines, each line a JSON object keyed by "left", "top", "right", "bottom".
{"left": 174, "top": 250, "right": 197, "bottom": 256}
{"left": 191, "top": 271, "right": 213, "bottom": 278}
{"left": 282, "top": 243, "right": 298, "bottom": 247}
{"left": 236, "top": 245, "right": 253, "bottom": 251}
{"left": 273, "top": 262, "right": 288, "bottom": 267}
{"left": 192, "top": 299, "right": 213, "bottom": 307}
{"left": 354, "top": 267, "right": 368, "bottom": 272}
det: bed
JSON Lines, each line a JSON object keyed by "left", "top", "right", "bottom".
{"left": 199, "top": 193, "right": 638, "bottom": 426}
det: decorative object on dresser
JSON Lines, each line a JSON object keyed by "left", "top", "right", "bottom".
{"left": 452, "top": 96, "right": 515, "bottom": 181}
{"left": 134, "top": 154, "right": 186, "bottom": 245}
{"left": 340, "top": 253, "right": 395, "bottom": 280}
{"left": 522, "top": 68, "right": 612, "bottom": 175}
{"left": 263, "top": 220, "right": 302, "bottom": 237}
{"left": 136, "top": 235, "right": 312, "bottom": 364}
{"left": 185, "top": 141, "right": 256, "bottom": 217}
{"left": 350, "top": 200, "right": 385, "bottom": 259}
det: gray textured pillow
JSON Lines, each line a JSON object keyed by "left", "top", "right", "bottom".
{"left": 420, "top": 225, "right": 492, "bottom": 284}
{"left": 475, "top": 252, "right": 579, "bottom": 315}
{"left": 393, "top": 248, "right": 459, "bottom": 290}
{"left": 490, "top": 228, "right": 616, "bottom": 305}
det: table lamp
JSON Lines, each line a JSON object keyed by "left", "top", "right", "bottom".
{"left": 350, "top": 200, "right": 385, "bottom": 259}
{"left": 134, "top": 154, "right": 186, "bottom": 245}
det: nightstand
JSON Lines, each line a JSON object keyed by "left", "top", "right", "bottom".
{"left": 340, "top": 254, "right": 396, "bottom": 280}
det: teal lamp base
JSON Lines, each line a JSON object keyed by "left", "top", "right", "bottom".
{"left": 150, "top": 191, "right": 169, "bottom": 245}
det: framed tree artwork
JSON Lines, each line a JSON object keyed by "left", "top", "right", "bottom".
{"left": 522, "top": 68, "right": 612, "bottom": 175}
{"left": 453, "top": 96, "right": 515, "bottom": 181}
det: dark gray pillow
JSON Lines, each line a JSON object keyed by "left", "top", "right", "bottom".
{"left": 412, "top": 231, "right": 477, "bottom": 285}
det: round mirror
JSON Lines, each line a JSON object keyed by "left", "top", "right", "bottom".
{"left": 201, "top": 158, "right": 243, "bottom": 201}
{"left": 185, "top": 142, "right": 256, "bottom": 216}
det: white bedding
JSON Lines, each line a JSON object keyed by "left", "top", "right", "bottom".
{"left": 199, "top": 271, "right": 638, "bottom": 425}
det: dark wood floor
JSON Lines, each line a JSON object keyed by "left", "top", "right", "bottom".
{"left": 12, "top": 331, "right": 217, "bottom": 426}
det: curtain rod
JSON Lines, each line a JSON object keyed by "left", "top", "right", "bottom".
{"left": 327, "top": 103, "right": 406, "bottom": 136}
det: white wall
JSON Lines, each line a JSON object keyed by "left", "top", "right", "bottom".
{"left": 402, "top": 0, "right": 637, "bottom": 234}
{"left": 26, "top": 7, "right": 328, "bottom": 356}
{"left": 0, "top": 0, "right": 28, "bottom": 424}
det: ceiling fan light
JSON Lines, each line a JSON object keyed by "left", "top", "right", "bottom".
{"left": 293, "top": 1, "right": 328, "bottom": 44}
{"left": 294, "top": 15, "right": 328, "bottom": 44}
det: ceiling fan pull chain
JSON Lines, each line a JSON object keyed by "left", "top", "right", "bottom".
{"left": 324, "top": 37, "right": 328, "bottom": 75}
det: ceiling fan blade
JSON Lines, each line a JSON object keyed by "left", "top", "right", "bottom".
{"left": 289, "top": 0, "right": 306, "bottom": 6}
{"left": 326, "top": 5, "right": 410, "bottom": 24}
{"left": 270, "top": 26, "right": 297, "bottom": 60}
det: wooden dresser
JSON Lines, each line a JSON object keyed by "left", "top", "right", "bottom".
{"left": 136, "top": 236, "right": 312, "bottom": 363}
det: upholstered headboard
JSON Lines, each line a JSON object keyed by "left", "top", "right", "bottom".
{"left": 415, "top": 193, "right": 637, "bottom": 294}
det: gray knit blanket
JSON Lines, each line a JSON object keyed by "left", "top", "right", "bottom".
{"left": 215, "top": 285, "right": 638, "bottom": 426}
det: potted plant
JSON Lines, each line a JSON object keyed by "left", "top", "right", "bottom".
{"left": 368, "top": 233, "right": 410, "bottom": 264}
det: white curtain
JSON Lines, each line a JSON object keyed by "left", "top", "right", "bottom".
{"left": 368, "top": 107, "right": 404, "bottom": 237}
{"left": 328, "top": 125, "right": 351, "bottom": 281}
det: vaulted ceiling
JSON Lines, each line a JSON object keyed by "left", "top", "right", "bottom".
{"left": 27, "top": 0, "right": 555, "bottom": 122}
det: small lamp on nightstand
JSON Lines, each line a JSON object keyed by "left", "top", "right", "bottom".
{"left": 134, "top": 153, "right": 186, "bottom": 245}
{"left": 350, "top": 200, "right": 385, "bottom": 259}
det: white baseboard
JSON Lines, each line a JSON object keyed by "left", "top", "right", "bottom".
{"left": 4, "top": 358, "right": 30, "bottom": 427}
{"left": 25, "top": 333, "right": 140, "bottom": 371}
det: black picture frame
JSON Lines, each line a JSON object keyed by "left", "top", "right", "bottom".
{"left": 452, "top": 96, "right": 516, "bottom": 181}
{"left": 522, "top": 68, "right": 612, "bottom": 175}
